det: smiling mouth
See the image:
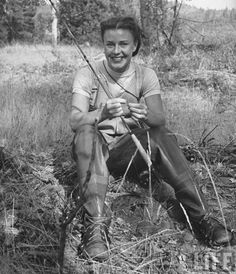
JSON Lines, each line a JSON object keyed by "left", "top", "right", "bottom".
{"left": 111, "top": 56, "right": 124, "bottom": 62}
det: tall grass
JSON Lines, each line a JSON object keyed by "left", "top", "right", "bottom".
{"left": 0, "top": 44, "right": 102, "bottom": 151}
{"left": 0, "top": 43, "right": 235, "bottom": 274}
{"left": 162, "top": 86, "right": 236, "bottom": 144}
{"left": 0, "top": 43, "right": 235, "bottom": 152}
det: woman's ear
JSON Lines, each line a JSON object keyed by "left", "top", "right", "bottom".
{"left": 133, "top": 41, "right": 138, "bottom": 53}
{"left": 132, "top": 40, "right": 140, "bottom": 56}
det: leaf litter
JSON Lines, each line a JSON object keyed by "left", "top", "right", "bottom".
{"left": 0, "top": 138, "right": 235, "bottom": 274}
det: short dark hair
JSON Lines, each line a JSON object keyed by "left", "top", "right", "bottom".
{"left": 100, "top": 16, "right": 142, "bottom": 56}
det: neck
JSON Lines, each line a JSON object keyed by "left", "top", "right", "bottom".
{"left": 104, "top": 60, "right": 134, "bottom": 77}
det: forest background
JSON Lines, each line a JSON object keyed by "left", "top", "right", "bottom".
{"left": 1, "top": 0, "right": 236, "bottom": 150}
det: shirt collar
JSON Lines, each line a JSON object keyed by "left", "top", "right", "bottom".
{"left": 103, "top": 60, "right": 135, "bottom": 79}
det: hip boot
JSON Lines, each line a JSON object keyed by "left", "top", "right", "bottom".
{"left": 72, "top": 124, "right": 111, "bottom": 261}
{"left": 107, "top": 126, "right": 234, "bottom": 247}
{"left": 149, "top": 126, "right": 234, "bottom": 247}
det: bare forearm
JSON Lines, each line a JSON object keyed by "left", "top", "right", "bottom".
{"left": 128, "top": 100, "right": 166, "bottom": 128}
{"left": 144, "top": 94, "right": 166, "bottom": 128}
{"left": 145, "top": 110, "right": 166, "bottom": 128}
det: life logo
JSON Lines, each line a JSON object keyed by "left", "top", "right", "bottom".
{"left": 191, "top": 250, "right": 236, "bottom": 272}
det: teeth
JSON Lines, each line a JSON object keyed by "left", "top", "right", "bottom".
{"left": 112, "top": 57, "right": 122, "bottom": 61}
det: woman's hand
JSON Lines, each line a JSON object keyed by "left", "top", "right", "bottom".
{"left": 101, "top": 98, "right": 127, "bottom": 120}
{"left": 128, "top": 102, "right": 148, "bottom": 121}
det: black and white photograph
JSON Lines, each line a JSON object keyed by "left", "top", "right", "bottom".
{"left": 0, "top": 0, "right": 236, "bottom": 273}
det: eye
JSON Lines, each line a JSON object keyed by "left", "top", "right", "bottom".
{"left": 106, "top": 42, "right": 114, "bottom": 48}
{"left": 120, "top": 41, "right": 129, "bottom": 46}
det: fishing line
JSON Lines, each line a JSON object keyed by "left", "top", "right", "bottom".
{"left": 47, "top": 0, "right": 152, "bottom": 167}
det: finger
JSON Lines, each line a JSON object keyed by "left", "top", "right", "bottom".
{"left": 129, "top": 104, "right": 147, "bottom": 113}
{"left": 129, "top": 106, "right": 147, "bottom": 115}
{"left": 128, "top": 103, "right": 141, "bottom": 108}
{"left": 109, "top": 98, "right": 127, "bottom": 105}
{"left": 131, "top": 111, "right": 146, "bottom": 118}
{"left": 113, "top": 110, "right": 124, "bottom": 117}
{"left": 131, "top": 112, "right": 147, "bottom": 120}
{"left": 128, "top": 102, "right": 146, "bottom": 108}
{"left": 109, "top": 106, "right": 123, "bottom": 114}
{"left": 108, "top": 103, "right": 123, "bottom": 111}
{"left": 108, "top": 108, "right": 124, "bottom": 118}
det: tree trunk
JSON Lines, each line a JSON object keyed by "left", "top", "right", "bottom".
{"left": 52, "top": 7, "right": 58, "bottom": 47}
{"left": 132, "top": 0, "right": 141, "bottom": 24}
{"left": 139, "top": 0, "right": 151, "bottom": 54}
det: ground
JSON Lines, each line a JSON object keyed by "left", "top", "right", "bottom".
{"left": 0, "top": 44, "right": 236, "bottom": 273}
{"left": 60, "top": 141, "right": 236, "bottom": 274}
{"left": 1, "top": 139, "right": 235, "bottom": 274}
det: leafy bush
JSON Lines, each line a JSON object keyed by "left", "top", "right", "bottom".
{"left": 33, "top": 5, "right": 52, "bottom": 43}
{"left": 59, "top": 0, "right": 113, "bottom": 45}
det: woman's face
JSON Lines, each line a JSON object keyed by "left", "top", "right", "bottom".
{"left": 103, "top": 28, "right": 137, "bottom": 73}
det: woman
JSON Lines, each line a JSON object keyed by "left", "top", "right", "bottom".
{"left": 70, "top": 16, "right": 234, "bottom": 261}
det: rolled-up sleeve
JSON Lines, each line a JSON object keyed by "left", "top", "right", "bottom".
{"left": 72, "top": 65, "right": 92, "bottom": 98}
{"left": 142, "top": 68, "right": 161, "bottom": 98}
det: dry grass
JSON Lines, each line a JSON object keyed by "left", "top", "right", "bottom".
{"left": 0, "top": 44, "right": 98, "bottom": 151}
{"left": 0, "top": 43, "right": 236, "bottom": 273}
{"left": 162, "top": 86, "right": 236, "bottom": 145}
{"left": 1, "top": 43, "right": 235, "bottom": 151}
{"left": 1, "top": 144, "right": 235, "bottom": 274}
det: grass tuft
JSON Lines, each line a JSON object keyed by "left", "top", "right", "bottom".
{"left": 0, "top": 43, "right": 235, "bottom": 273}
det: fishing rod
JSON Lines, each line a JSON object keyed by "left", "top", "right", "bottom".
{"left": 47, "top": 0, "right": 152, "bottom": 167}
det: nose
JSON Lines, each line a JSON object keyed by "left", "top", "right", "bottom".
{"left": 114, "top": 44, "right": 121, "bottom": 54}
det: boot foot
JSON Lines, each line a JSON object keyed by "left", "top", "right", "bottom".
{"left": 80, "top": 243, "right": 110, "bottom": 262}
{"left": 79, "top": 215, "right": 110, "bottom": 262}
{"left": 192, "top": 215, "right": 235, "bottom": 247}
{"left": 166, "top": 198, "right": 187, "bottom": 223}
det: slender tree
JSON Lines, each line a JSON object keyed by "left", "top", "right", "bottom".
{"left": 139, "top": 0, "right": 151, "bottom": 54}
{"left": 50, "top": 0, "right": 59, "bottom": 47}
{"left": 139, "top": 0, "right": 183, "bottom": 53}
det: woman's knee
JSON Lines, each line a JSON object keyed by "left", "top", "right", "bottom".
{"left": 75, "top": 124, "right": 96, "bottom": 137}
{"left": 150, "top": 126, "right": 177, "bottom": 143}
{"left": 72, "top": 124, "right": 98, "bottom": 160}
{"left": 74, "top": 124, "right": 98, "bottom": 144}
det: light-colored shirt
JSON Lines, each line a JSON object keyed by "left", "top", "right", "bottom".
{"left": 72, "top": 59, "right": 161, "bottom": 137}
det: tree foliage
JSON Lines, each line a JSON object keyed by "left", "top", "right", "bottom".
{"left": 0, "top": 0, "right": 236, "bottom": 50}
{"left": 140, "top": 0, "right": 183, "bottom": 54}
{"left": 34, "top": 4, "right": 52, "bottom": 43}
{"left": 59, "top": 0, "right": 113, "bottom": 44}
{"left": 0, "top": 0, "right": 39, "bottom": 44}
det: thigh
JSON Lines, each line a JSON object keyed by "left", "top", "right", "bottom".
{"left": 107, "top": 128, "right": 149, "bottom": 178}
{"left": 72, "top": 124, "right": 109, "bottom": 179}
